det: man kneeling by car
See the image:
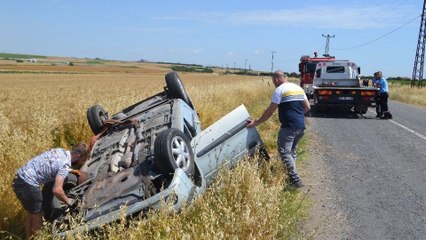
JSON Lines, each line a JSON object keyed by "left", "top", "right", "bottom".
{"left": 12, "top": 143, "right": 89, "bottom": 240}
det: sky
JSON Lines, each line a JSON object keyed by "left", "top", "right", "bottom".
{"left": 0, "top": 0, "right": 423, "bottom": 77}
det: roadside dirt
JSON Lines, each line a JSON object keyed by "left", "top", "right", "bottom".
{"left": 299, "top": 122, "right": 351, "bottom": 239}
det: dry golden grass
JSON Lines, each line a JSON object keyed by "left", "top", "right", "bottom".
{"left": 389, "top": 82, "right": 426, "bottom": 108}
{"left": 0, "top": 64, "right": 308, "bottom": 239}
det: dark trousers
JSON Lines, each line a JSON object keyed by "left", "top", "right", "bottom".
{"left": 375, "top": 94, "right": 381, "bottom": 116}
{"left": 379, "top": 92, "right": 389, "bottom": 113}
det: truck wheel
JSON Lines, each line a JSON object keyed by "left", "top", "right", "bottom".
{"left": 165, "top": 71, "right": 194, "bottom": 109}
{"left": 312, "top": 104, "right": 323, "bottom": 113}
{"left": 154, "top": 128, "right": 194, "bottom": 177}
{"left": 87, "top": 105, "right": 108, "bottom": 135}
{"left": 355, "top": 106, "right": 368, "bottom": 114}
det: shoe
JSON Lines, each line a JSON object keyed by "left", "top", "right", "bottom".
{"left": 291, "top": 181, "right": 305, "bottom": 188}
{"left": 380, "top": 113, "right": 392, "bottom": 119}
{"left": 375, "top": 114, "right": 382, "bottom": 118}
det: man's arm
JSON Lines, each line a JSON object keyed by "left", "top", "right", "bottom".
{"left": 302, "top": 98, "right": 311, "bottom": 113}
{"left": 247, "top": 103, "right": 278, "bottom": 128}
{"left": 52, "top": 175, "right": 73, "bottom": 206}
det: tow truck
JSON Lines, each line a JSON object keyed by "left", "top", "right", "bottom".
{"left": 299, "top": 53, "right": 378, "bottom": 114}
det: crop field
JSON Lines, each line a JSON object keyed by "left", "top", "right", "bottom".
{"left": 388, "top": 82, "right": 426, "bottom": 108}
{"left": 0, "top": 60, "right": 308, "bottom": 239}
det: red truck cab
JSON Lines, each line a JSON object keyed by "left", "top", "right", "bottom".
{"left": 299, "top": 52, "right": 335, "bottom": 98}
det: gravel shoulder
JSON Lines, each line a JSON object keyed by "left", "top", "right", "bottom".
{"left": 299, "top": 120, "right": 351, "bottom": 239}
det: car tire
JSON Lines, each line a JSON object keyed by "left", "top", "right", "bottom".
{"left": 154, "top": 128, "right": 194, "bottom": 176}
{"left": 165, "top": 71, "right": 194, "bottom": 109}
{"left": 42, "top": 172, "right": 78, "bottom": 222}
{"left": 87, "top": 104, "right": 108, "bottom": 134}
{"left": 42, "top": 181, "right": 55, "bottom": 222}
{"left": 63, "top": 172, "right": 78, "bottom": 191}
{"left": 354, "top": 105, "right": 368, "bottom": 114}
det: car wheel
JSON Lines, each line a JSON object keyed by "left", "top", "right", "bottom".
{"left": 42, "top": 172, "right": 78, "bottom": 222}
{"left": 165, "top": 71, "right": 194, "bottom": 109}
{"left": 63, "top": 172, "right": 78, "bottom": 191}
{"left": 154, "top": 128, "right": 194, "bottom": 176}
{"left": 42, "top": 181, "right": 55, "bottom": 222}
{"left": 87, "top": 104, "right": 108, "bottom": 134}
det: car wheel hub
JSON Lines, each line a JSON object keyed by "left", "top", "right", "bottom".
{"left": 172, "top": 136, "right": 190, "bottom": 170}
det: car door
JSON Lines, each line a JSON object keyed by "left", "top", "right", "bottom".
{"left": 191, "top": 105, "right": 265, "bottom": 185}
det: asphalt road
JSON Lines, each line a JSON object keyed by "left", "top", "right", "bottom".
{"left": 304, "top": 100, "right": 426, "bottom": 240}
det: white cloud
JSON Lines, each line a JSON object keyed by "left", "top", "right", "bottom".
{"left": 192, "top": 49, "right": 203, "bottom": 54}
{"left": 253, "top": 50, "right": 264, "bottom": 55}
{"left": 156, "top": 3, "right": 418, "bottom": 30}
{"left": 131, "top": 48, "right": 145, "bottom": 53}
{"left": 114, "top": 27, "right": 189, "bottom": 33}
{"left": 159, "top": 48, "right": 203, "bottom": 54}
{"left": 58, "top": 5, "right": 75, "bottom": 10}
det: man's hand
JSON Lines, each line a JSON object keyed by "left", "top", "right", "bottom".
{"left": 62, "top": 198, "right": 78, "bottom": 212}
{"left": 246, "top": 119, "right": 258, "bottom": 128}
{"left": 66, "top": 198, "right": 75, "bottom": 207}
{"left": 57, "top": 197, "right": 75, "bottom": 209}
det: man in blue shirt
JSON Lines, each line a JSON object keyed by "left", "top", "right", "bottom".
{"left": 375, "top": 71, "right": 392, "bottom": 119}
{"left": 247, "top": 70, "right": 311, "bottom": 188}
{"left": 372, "top": 72, "right": 382, "bottom": 117}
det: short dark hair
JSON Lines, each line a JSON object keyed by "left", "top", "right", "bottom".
{"left": 71, "top": 143, "right": 89, "bottom": 159}
{"left": 272, "top": 71, "right": 287, "bottom": 79}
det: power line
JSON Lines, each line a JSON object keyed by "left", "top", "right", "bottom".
{"left": 334, "top": 15, "right": 421, "bottom": 51}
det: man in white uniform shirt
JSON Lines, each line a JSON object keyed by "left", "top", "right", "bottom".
{"left": 247, "top": 70, "right": 310, "bottom": 188}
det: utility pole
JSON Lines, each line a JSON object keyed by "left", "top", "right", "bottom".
{"left": 322, "top": 34, "right": 335, "bottom": 57}
{"left": 271, "top": 51, "right": 276, "bottom": 73}
{"left": 412, "top": 0, "right": 426, "bottom": 88}
{"left": 245, "top": 58, "right": 248, "bottom": 70}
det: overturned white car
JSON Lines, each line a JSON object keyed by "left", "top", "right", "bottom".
{"left": 42, "top": 71, "right": 269, "bottom": 235}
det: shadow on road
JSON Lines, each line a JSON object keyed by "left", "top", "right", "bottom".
{"left": 306, "top": 105, "right": 376, "bottom": 120}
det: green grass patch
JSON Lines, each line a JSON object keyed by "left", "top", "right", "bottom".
{"left": 0, "top": 52, "right": 47, "bottom": 59}
{"left": 85, "top": 60, "right": 106, "bottom": 65}
{"left": 0, "top": 70, "right": 91, "bottom": 74}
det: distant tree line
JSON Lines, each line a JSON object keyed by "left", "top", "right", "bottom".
{"left": 156, "top": 61, "right": 203, "bottom": 67}
{"left": 171, "top": 65, "right": 213, "bottom": 73}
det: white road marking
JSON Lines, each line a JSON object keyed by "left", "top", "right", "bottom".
{"left": 368, "top": 109, "right": 426, "bottom": 141}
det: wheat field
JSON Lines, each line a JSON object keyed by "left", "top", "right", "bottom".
{"left": 388, "top": 82, "right": 426, "bottom": 108}
{"left": 0, "top": 62, "right": 308, "bottom": 239}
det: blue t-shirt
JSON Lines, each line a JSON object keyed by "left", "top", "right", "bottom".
{"left": 376, "top": 77, "right": 388, "bottom": 93}
{"left": 271, "top": 82, "right": 307, "bottom": 129}
{"left": 17, "top": 148, "right": 71, "bottom": 187}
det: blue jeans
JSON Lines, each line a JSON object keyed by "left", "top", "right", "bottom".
{"left": 277, "top": 128, "right": 305, "bottom": 183}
